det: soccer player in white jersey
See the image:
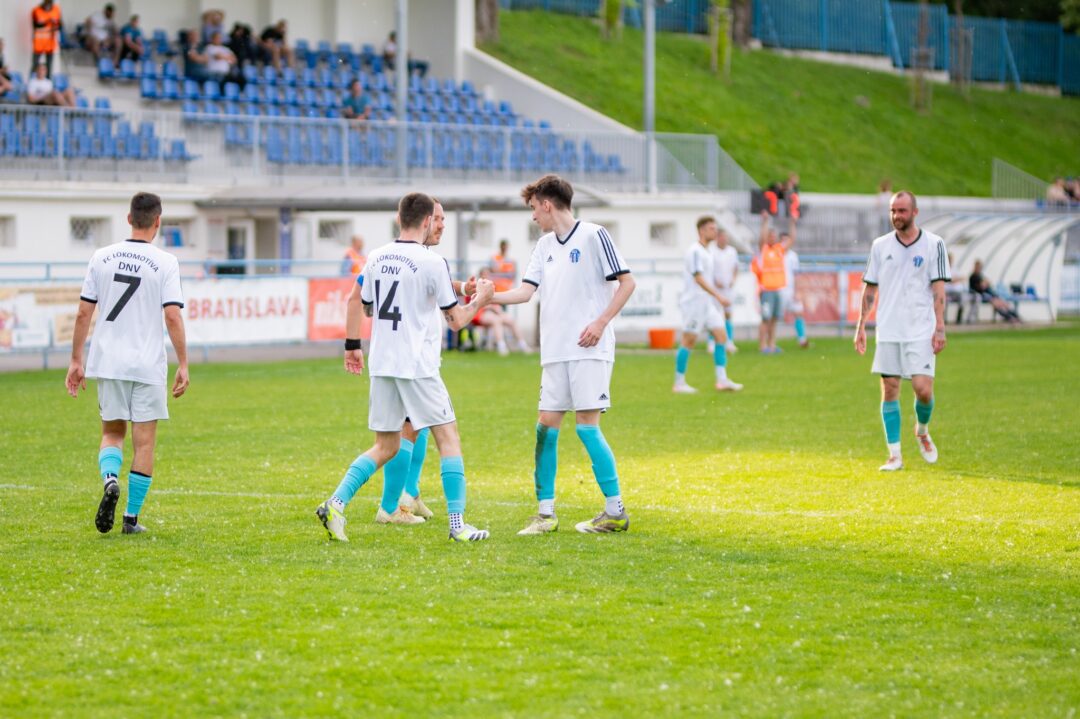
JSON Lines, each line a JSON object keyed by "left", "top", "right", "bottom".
{"left": 65, "top": 192, "right": 189, "bottom": 535}
{"left": 780, "top": 234, "right": 810, "bottom": 349}
{"left": 673, "top": 216, "right": 742, "bottom": 394}
{"left": 491, "top": 174, "right": 636, "bottom": 535}
{"left": 709, "top": 227, "right": 739, "bottom": 354}
{"left": 854, "top": 191, "right": 950, "bottom": 471}
{"left": 316, "top": 192, "right": 494, "bottom": 542}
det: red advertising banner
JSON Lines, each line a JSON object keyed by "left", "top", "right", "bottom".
{"left": 846, "top": 271, "right": 876, "bottom": 323}
{"left": 308, "top": 278, "right": 371, "bottom": 341}
{"left": 794, "top": 272, "right": 840, "bottom": 324}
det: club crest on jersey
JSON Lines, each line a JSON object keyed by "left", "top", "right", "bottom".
{"left": 913, "top": 256, "right": 924, "bottom": 268}
{"left": 570, "top": 249, "right": 581, "bottom": 264}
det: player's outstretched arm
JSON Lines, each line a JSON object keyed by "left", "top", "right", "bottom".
{"left": 445, "top": 279, "right": 494, "bottom": 331}
{"left": 853, "top": 283, "right": 877, "bottom": 355}
{"left": 65, "top": 300, "right": 95, "bottom": 398}
{"left": 579, "top": 273, "right": 636, "bottom": 348}
{"left": 491, "top": 283, "right": 536, "bottom": 306}
{"left": 343, "top": 282, "right": 366, "bottom": 375}
{"left": 164, "top": 305, "right": 189, "bottom": 398}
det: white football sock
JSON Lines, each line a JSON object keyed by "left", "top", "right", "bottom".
{"left": 538, "top": 499, "right": 555, "bottom": 517}
{"left": 605, "top": 495, "right": 624, "bottom": 516}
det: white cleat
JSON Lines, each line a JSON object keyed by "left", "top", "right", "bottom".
{"left": 672, "top": 383, "right": 698, "bottom": 394}
{"left": 449, "top": 523, "right": 490, "bottom": 542}
{"left": 375, "top": 506, "right": 426, "bottom": 525}
{"left": 316, "top": 501, "right": 349, "bottom": 542}
{"left": 400, "top": 493, "right": 434, "bottom": 518}
{"left": 879, "top": 455, "right": 904, "bottom": 472}
{"left": 715, "top": 379, "right": 743, "bottom": 392}
{"left": 725, "top": 341, "right": 738, "bottom": 354}
{"left": 916, "top": 432, "right": 938, "bottom": 464}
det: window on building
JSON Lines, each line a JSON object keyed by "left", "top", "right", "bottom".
{"left": 160, "top": 218, "right": 192, "bottom": 248}
{"left": 318, "top": 220, "right": 353, "bottom": 244}
{"left": 469, "top": 219, "right": 493, "bottom": 247}
{"left": 0, "top": 217, "right": 14, "bottom": 248}
{"left": 649, "top": 222, "right": 676, "bottom": 247}
{"left": 70, "top": 217, "right": 111, "bottom": 247}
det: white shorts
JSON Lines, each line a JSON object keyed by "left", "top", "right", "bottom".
{"left": 871, "top": 340, "right": 936, "bottom": 379}
{"left": 97, "top": 379, "right": 168, "bottom": 422}
{"left": 716, "top": 287, "right": 733, "bottom": 312}
{"left": 680, "top": 299, "right": 725, "bottom": 335}
{"left": 539, "top": 360, "right": 613, "bottom": 412}
{"left": 780, "top": 289, "right": 803, "bottom": 314}
{"left": 368, "top": 375, "right": 455, "bottom": 432}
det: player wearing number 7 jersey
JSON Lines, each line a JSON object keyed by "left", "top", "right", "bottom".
{"left": 66, "top": 192, "right": 190, "bottom": 536}
{"left": 315, "top": 192, "right": 495, "bottom": 543}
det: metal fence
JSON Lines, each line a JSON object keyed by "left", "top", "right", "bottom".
{"left": 500, "top": 0, "right": 711, "bottom": 33}
{"left": 992, "top": 158, "right": 1079, "bottom": 212}
{"left": 0, "top": 104, "right": 755, "bottom": 192}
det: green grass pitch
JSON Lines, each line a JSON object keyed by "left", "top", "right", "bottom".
{"left": 1, "top": 326, "right": 1078, "bottom": 717}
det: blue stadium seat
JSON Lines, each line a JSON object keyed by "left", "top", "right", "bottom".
{"left": 152, "top": 29, "right": 172, "bottom": 56}
{"left": 317, "top": 68, "right": 333, "bottom": 88}
{"left": 282, "top": 87, "right": 298, "bottom": 106}
{"left": 202, "top": 81, "right": 221, "bottom": 101}
{"left": 94, "top": 97, "right": 111, "bottom": 110}
{"left": 316, "top": 41, "right": 333, "bottom": 64}
{"left": 370, "top": 56, "right": 383, "bottom": 74}
{"left": 242, "top": 83, "right": 260, "bottom": 104}
{"left": 165, "top": 138, "right": 192, "bottom": 161}
{"left": 300, "top": 68, "right": 316, "bottom": 88}
{"left": 223, "top": 82, "right": 241, "bottom": 102}
{"left": 140, "top": 60, "right": 158, "bottom": 79}
{"left": 97, "top": 57, "right": 115, "bottom": 80}
{"left": 282, "top": 67, "right": 298, "bottom": 87}
{"left": 119, "top": 59, "right": 137, "bottom": 81}
{"left": 261, "top": 66, "right": 278, "bottom": 86}
{"left": 461, "top": 80, "right": 477, "bottom": 96}
{"left": 334, "top": 69, "right": 353, "bottom": 90}
{"left": 161, "top": 78, "right": 180, "bottom": 101}
{"left": 243, "top": 103, "right": 260, "bottom": 116}
{"left": 183, "top": 79, "right": 201, "bottom": 101}
{"left": 323, "top": 89, "right": 342, "bottom": 109}
{"left": 163, "top": 61, "right": 179, "bottom": 80}
{"left": 243, "top": 64, "right": 259, "bottom": 86}
{"left": 336, "top": 42, "right": 354, "bottom": 65}
{"left": 53, "top": 74, "right": 70, "bottom": 91}
{"left": 140, "top": 78, "right": 160, "bottom": 99}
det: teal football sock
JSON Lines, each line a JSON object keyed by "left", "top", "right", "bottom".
{"left": 575, "top": 424, "right": 620, "bottom": 499}
{"left": 881, "top": 400, "right": 901, "bottom": 445}
{"left": 534, "top": 424, "right": 558, "bottom": 502}
{"left": 915, "top": 397, "right": 934, "bottom": 432}
{"left": 405, "top": 428, "right": 429, "bottom": 498}
{"left": 724, "top": 319, "right": 734, "bottom": 342}
{"left": 126, "top": 471, "right": 152, "bottom": 517}
{"left": 440, "top": 456, "right": 466, "bottom": 515}
{"left": 795, "top": 316, "right": 807, "bottom": 341}
{"left": 98, "top": 446, "right": 122, "bottom": 483}
{"left": 380, "top": 439, "right": 413, "bottom": 515}
{"left": 332, "top": 455, "right": 378, "bottom": 509}
{"left": 675, "top": 346, "right": 690, "bottom": 375}
{"left": 713, "top": 342, "right": 727, "bottom": 367}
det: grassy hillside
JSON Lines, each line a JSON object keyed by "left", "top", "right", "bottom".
{"left": 482, "top": 10, "right": 1080, "bottom": 196}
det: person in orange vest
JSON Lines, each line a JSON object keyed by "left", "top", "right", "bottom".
{"left": 341, "top": 234, "right": 366, "bottom": 276}
{"left": 31, "top": 0, "right": 63, "bottom": 78}
{"left": 752, "top": 211, "right": 795, "bottom": 354}
{"left": 489, "top": 238, "right": 517, "bottom": 293}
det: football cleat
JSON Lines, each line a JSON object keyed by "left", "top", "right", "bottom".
{"left": 400, "top": 494, "right": 434, "bottom": 518}
{"left": 799, "top": 339, "right": 811, "bottom": 349}
{"left": 725, "top": 341, "right": 738, "bottom": 354}
{"left": 715, "top": 379, "right": 743, "bottom": 392}
{"left": 672, "top": 383, "right": 698, "bottom": 394}
{"left": 95, "top": 480, "right": 120, "bottom": 534}
{"left": 121, "top": 515, "right": 147, "bottom": 535}
{"left": 916, "top": 431, "right": 938, "bottom": 464}
{"left": 575, "top": 511, "right": 630, "bottom": 534}
{"left": 879, "top": 455, "right": 904, "bottom": 472}
{"left": 315, "top": 501, "right": 348, "bottom": 542}
{"left": 375, "top": 506, "right": 426, "bottom": 525}
{"left": 449, "top": 523, "right": 490, "bottom": 542}
{"left": 517, "top": 514, "right": 559, "bottom": 535}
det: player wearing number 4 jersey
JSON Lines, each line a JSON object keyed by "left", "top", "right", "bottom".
{"left": 315, "top": 192, "right": 494, "bottom": 543}
{"left": 66, "top": 192, "right": 190, "bottom": 536}
{"left": 855, "top": 191, "right": 950, "bottom": 471}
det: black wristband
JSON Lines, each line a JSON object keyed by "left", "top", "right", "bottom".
{"left": 344, "top": 338, "right": 362, "bottom": 351}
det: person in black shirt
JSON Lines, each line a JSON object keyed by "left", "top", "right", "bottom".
{"left": 258, "top": 20, "right": 292, "bottom": 70}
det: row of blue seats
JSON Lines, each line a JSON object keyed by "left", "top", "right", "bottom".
{"left": 0, "top": 130, "right": 193, "bottom": 162}
{"left": 122, "top": 33, "right": 390, "bottom": 72}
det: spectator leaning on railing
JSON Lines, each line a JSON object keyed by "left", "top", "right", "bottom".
{"left": 341, "top": 79, "right": 372, "bottom": 122}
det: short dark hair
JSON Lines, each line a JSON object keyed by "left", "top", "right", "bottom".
{"left": 521, "top": 174, "right": 573, "bottom": 210}
{"left": 129, "top": 192, "right": 162, "bottom": 229}
{"left": 696, "top": 215, "right": 717, "bottom": 231}
{"left": 398, "top": 192, "right": 435, "bottom": 229}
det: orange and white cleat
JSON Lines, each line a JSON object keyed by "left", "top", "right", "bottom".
{"left": 916, "top": 431, "right": 938, "bottom": 464}
{"left": 879, "top": 455, "right": 904, "bottom": 472}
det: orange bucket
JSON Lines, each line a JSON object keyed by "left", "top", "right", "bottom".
{"left": 648, "top": 328, "right": 676, "bottom": 349}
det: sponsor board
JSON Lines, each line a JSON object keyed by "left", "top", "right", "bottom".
{"left": 184, "top": 278, "right": 308, "bottom": 345}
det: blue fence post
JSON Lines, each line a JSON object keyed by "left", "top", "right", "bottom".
{"left": 820, "top": 0, "right": 828, "bottom": 51}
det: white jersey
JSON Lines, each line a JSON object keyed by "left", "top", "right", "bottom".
{"left": 360, "top": 240, "right": 457, "bottom": 379}
{"left": 863, "top": 229, "right": 950, "bottom": 342}
{"left": 783, "top": 249, "right": 800, "bottom": 295}
{"left": 523, "top": 221, "right": 629, "bottom": 366}
{"left": 680, "top": 242, "right": 714, "bottom": 305}
{"left": 710, "top": 243, "right": 738, "bottom": 290}
{"left": 80, "top": 239, "right": 184, "bottom": 385}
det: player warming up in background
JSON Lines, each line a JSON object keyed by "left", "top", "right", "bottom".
{"left": 315, "top": 192, "right": 494, "bottom": 542}
{"left": 491, "top": 174, "right": 636, "bottom": 535}
{"left": 854, "top": 191, "right": 950, "bottom": 471}
{"left": 65, "top": 192, "right": 189, "bottom": 535}
{"left": 673, "top": 216, "right": 742, "bottom": 393}
{"left": 708, "top": 226, "right": 739, "bottom": 354}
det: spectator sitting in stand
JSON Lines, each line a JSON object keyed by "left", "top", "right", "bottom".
{"left": 182, "top": 29, "right": 209, "bottom": 83}
{"left": 968, "top": 260, "right": 1020, "bottom": 323}
{"left": 341, "top": 79, "right": 372, "bottom": 122}
{"left": 83, "top": 3, "right": 117, "bottom": 61}
{"left": 0, "top": 39, "right": 13, "bottom": 98}
{"left": 26, "top": 62, "right": 75, "bottom": 106}
{"left": 204, "top": 31, "right": 239, "bottom": 88}
{"left": 227, "top": 22, "right": 256, "bottom": 74}
{"left": 1047, "top": 177, "right": 1071, "bottom": 205}
{"left": 201, "top": 9, "right": 225, "bottom": 45}
{"left": 382, "top": 31, "right": 429, "bottom": 78}
{"left": 258, "top": 20, "right": 293, "bottom": 71}
{"left": 1067, "top": 177, "right": 1080, "bottom": 202}
{"left": 116, "top": 14, "right": 144, "bottom": 63}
